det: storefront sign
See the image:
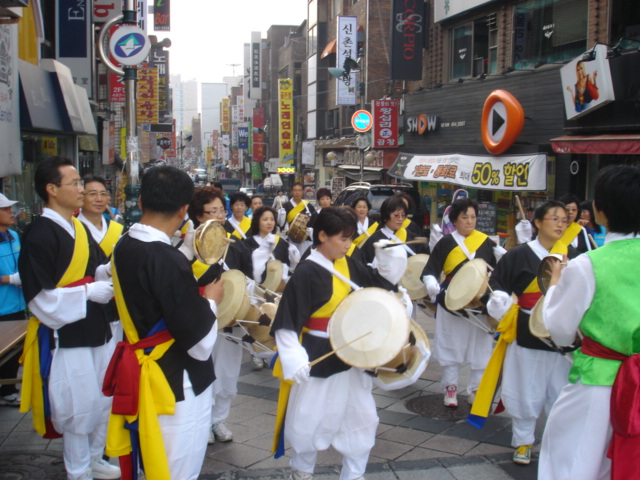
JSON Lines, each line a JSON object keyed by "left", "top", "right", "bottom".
{"left": 389, "top": 152, "right": 547, "bottom": 191}
{"left": 136, "top": 64, "right": 159, "bottom": 124}
{"left": 153, "top": 0, "right": 170, "bottom": 32}
{"left": 221, "top": 97, "right": 230, "bottom": 132}
{"left": 56, "top": 0, "right": 92, "bottom": 96}
{"left": 94, "top": 0, "right": 122, "bottom": 23}
{"left": 390, "top": 0, "right": 426, "bottom": 80}
{"left": 373, "top": 99, "right": 399, "bottom": 147}
{"left": 149, "top": 49, "right": 170, "bottom": 121}
{"left": 238, "top": 124, "right": 249, "bottom": 149}
{"left": 250, "top": 31, "right": 262, "bottom": 99}
{"left": 336, "top": 16, "right": 358, "bottom": 106}
{"left": 481, "top": 90, "right": 524, "bottom": 155}
{"left": 434, "top": 0, "right": 496, "bottom": 23}
{"left": 560, "top": 44, "right": 615, "bottom": 120}
{"left": 278, "top": 78, "right": 294, "bottom": 164}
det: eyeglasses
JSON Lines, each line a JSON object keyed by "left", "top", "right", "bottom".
{"left": 459, "top": 215, "right": 477, "bottom": 221}
{"left": 203, "top": 209, "right": 226, "bottom": 216}
{"left": 390, "top": 211, "right": 407, "bottom": 219}
{"left": 57, "top": 180, "right": 84, "bottom": 189}
{"left": 85, "top": 190, "right": 109, "bottom": 199}
{"left": 543, "top": 216, "right": 569, "bottom": 225}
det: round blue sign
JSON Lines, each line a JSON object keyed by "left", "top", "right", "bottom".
{"left": 109, "top": 25, "right": 151, "bottom": 66}
{"left": 351, "top": 110, "right": 373, "bottom": 132}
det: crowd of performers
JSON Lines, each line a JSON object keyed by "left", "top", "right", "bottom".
{"left": 10, "top": 155, "right": 640, "bottom": 480}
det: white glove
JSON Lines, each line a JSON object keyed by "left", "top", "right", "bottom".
{"left": 429, "top": 224, "right": 443, "bottom": 252}
{"left": 277, "top": 208, "right": 286, "bottom": 228}
{"left": 423, "top": 275, "right": 440, "bottom": 303}
{"left": 8, "top": 272, "right": 21, "bottom": 286}
{"left": 515, "top": 220, "right": 532, "bottom": 244}
{"left": 374, "top": 240, "right": 407, "bottom": 286}
{"left": 292, "top": 364, "right": 311, "bottom": 384}
{"left": 305, "top": 227, "right": 313, "bottom": 242}
{"left": 178, "top": 220, "right": 195, "bottom": 260}
{"left": 288, "top": 243, "right": 301, "bottom": 271}
{"left": 86, "top": 281, "right": 114, "bottom": 304}
{"left": 95, "top": 263, "right": 112, "bottom": 282}
{"left": 398, "top": 285, "right": 413, "bottom": 317}
{"left": 487, "top": 290, "right": 513, "bottom": 320}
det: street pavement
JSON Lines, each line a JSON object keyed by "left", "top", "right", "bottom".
{"left": 0, "top": 306, "right": 544, "bottom": 480}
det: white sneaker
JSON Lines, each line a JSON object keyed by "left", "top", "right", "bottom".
{"left": 468, "top": 389, "right": 477, "bottom": 405}
{"left": 289, "top": 470, "right": 314, "bottom": 480}
{"left": 0, "top": 393, "right": 21, "bottom": 407}
{"left": 208, "top": 428, "right": 215, "bottom": 445}
{"left": 252, "top": 355, "right": 264, "bottom": 370}
{"left": 444, "top": 385, "right": 458, "bottom": 407}
{"left": 90, "top": 458, "right": 121, "bottom": 479}
{"left": 212, "top": 421, "right": 233, "bottom": 442}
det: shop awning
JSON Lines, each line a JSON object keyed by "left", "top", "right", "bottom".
{"left": 551, "top": 134, "right": 640, "bottom": 155}
{"left": 78, "top": 135, "right": 99, "bottom": 152}
{"left": 321, "top": 39, "right": 337, "bottom": 59}
{"left": 338, "top": 165, "right": 383, "bottom": 182}
{"left": 19, "top": 60, "right": 66, "bottom": 132}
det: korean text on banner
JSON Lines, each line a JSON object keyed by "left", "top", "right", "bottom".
{"left": 337, "top": 16, "right": 358, "bottom": 106}
{"left": 278, "top": 79, "right": 294, "bottom": 164}
{"left": 373, "top": 99, "right": 399, "bottom": 148}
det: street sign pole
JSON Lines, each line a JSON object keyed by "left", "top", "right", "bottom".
{"left": 97, "top": 0, "right": 151, "bottom": 227}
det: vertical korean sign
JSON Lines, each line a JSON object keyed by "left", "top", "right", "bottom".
{"left": 221, "top": 98, "right": 231, "bottom": 132}
{"left": 56, "top": 0, "right": 92, "bottom": 96}
{"left": 253, "top": 107, "right": 265, "bottom": 162}
{"left": 137, "top": 64, "right": 159, "bottom": 124}
{"left": 278, "top": 79, "right": 294, "bottom": 164}
{"left": 372, "top": 99, "right": 399, "bottom": 148}
{"left": 154, "top": 0, "right": 170, "bottom": 31}
{"left": 390, "top": 0, "right": 426, "bottom": 80}
{"left": 149, "top": 49, "right": 170, "bottom": 121}
{"left": 337, "top": 16, "right": 357, "bottom": 106}
{"left": 250, "top": 31, "right": 262, "bottom": 100}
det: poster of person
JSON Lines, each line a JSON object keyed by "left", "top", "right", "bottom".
{"left": 560, "top": 44, "right": 615, "bottom": 120}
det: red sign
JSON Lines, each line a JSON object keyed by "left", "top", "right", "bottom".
{"left": 372, "top": 100, "right": 399, "bottom": 148}
{"left": 108, "top": 26, "right": 125, "bottom": 102}
{"left": 253, "top": 131, "right": 265, "bottom": 162}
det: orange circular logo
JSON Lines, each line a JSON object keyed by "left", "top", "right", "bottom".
{"left": 481, "top": 90, "right": 525, "bottom": 155}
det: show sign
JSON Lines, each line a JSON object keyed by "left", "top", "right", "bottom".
{"left": 388, "top": 152, "right": 547, "bottom": 191}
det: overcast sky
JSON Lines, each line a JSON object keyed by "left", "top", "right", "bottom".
{"left": 164, "top": 1, "right": 307, "bottom": 83}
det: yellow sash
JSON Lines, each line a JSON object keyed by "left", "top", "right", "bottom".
{"left": 559, "top": 222, "right": 582, "bottom": 248}
{"left": 286, "top": 200, "right": 307, "bottom": 224}
{"left": 105, "top": 257, "right": 175, "bottom": 480}
{"left": 271, "top": 257, "right": 351, "bottom": 455}
{"left": 231, "top": 216, "right": 252, "bottom": 239}
{"left": 99, "top": 220, "right": 124, "bottom": 257}
{"left": 20, "top": 217, "right": 90, "bottom": 435}
{"left": 351, "top": 222, "right": 378, "bottom": 250}
{"left": 443, "top": 230, "right": 488, "bottom": 275}
{"left": 469, "top": 239, "right": 569, "bottom": 426}
{"left": 191, "top": 259, "right": 210, "bottom": 280}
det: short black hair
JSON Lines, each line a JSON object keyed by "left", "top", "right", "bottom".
{"left": 313, "top": 207, "right": 357, "bottom": 247}
{"left": 316, "top": 187, "right": 332, "bottom": 201}
{"left": 351, "top": 195, "right": 371, "bottom": 210}
{"left": 250, "top": 206, "right": 278, "bottom": 235}
{"left": 396, "top": 192, "right": 415, "bottom": 213}
{"left": 82, "top": 174, "right": 108, "bottom": 190}
{"left": 34, "top": 157, "right": 74, "bottom": 202}
{"left": 559, "top": 193, "right": 582, "bottom": 216}
{"left": 594, "top": 165, "right": 640, "bottom": 234}
{"left": 449, "top": 198, "right": 479, "bottom": 224}
{"left": 291, "top": 182, "right": 303, "bottom": 191}
{"left": 229, "top": 191, "right": 250, "bottom": 207}
{"left": 580, "top": 199, "right": 600, "bottom": 229}
{"left": 380, "top": 195, "right": 408, "bottom": 223}
{"left": 188, "top": 186, "right": 225, "bottom": 227}
{"left": 532, "top": 200, "right": 567, "bottom": 231}
{"left": 140, "top": 166, "right": 194, "bottom": 215}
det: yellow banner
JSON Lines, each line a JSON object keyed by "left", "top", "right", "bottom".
{"left": 41, "top": 137, "right": 57, "bottom": 156}
{"left": 221, "top": 98, "right": 231, "bottom": 132}
{"left": 278, "top": 79, "right": 294, "bottom": 165}
{"left": 137, "top": 65, "right": 159, "bottom": 125}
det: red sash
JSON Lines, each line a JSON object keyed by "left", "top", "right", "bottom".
{"left": 102, "top": 330, "right": 174, "bottom": 415}
{"left": 582, "top": 336, "right": 640, "bottom": 480}
{"left": 517, "top": 292, "right": 541, "bottom": 310}
{"left": 305, "top": 317, "right": 330, "bottom": 332}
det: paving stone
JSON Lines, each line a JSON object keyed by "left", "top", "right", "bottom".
{"left": 420, "top": 434, "right": 479, "bottom": 455}
{"left": 377, "top": 425, "right": 434, "bottom": 446}
{"left": 369, "top": 437, "right": 413, "bottom": 461}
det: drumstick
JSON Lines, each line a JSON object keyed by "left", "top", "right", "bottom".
{"left": 308, "top": 331, "right": 372, "bottom": 367}
{"left": 514, "top": 195, "right": 526, "bottom": 220}
{"left": 588, "top": 233, "right": 598, "bottom": 249}
{"left": 381, "top": 237, "right": 428, "bottom": 248}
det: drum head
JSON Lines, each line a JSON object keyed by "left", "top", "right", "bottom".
{"left": 528, "top": 296, "right": 550, "bottom": 338}
{"left": 400, "top": 254, "right": 430, "bottom": 300}
{"left": 445, "top": 259, "right": 489, "bottom": 311}
{"left": 194, "top": 220, "right": 229, "bottom": 265}
{"left": 260, "top": 302, "right": 278, "bottom": 320}
{"left": 372, "top": 320, "right": 431, "bottom": 391}
{"left": 329, "top": 288, "right": 410, "bottom": 369}
{"left": 262, "top": 260, "right": 284, "bottom": 293}
{"left": 216, "top": 269, "right": 247, "bottom": 329}
{"left": 537, "top": 254, "right": 563, "bottom": 295}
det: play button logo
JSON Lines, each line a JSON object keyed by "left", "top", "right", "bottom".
{"left": 481, "top": 90, "right": 525, "bottom": 155}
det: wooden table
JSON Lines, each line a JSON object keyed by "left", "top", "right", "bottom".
{"left": 0, "top": 319, "right": 28, "bottom": 385}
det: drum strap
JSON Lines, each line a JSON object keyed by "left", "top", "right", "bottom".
{"left": 100, "top": 220, "right": 124, "bottom": 257}
{"left": 307, "top": 255, "right": 362, "bottom": 292}
{"left": 443, "top": 230, "right": 487, "bottom": 275}
{"left": 230, "top": 216, "right": 251, "bottom": 239}
{"left": 286, "top": 200, "right": 307, "bottom": 224}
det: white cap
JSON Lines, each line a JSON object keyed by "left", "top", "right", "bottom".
{"left": 0, "top": 193, "right": 18, "bottom": 208}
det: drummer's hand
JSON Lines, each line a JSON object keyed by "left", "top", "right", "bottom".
{"left": 265, "top": 233, "right": 277, "bottom": 245}
{"left": 292, "top": 364, "right": 311, "bottom": 384}
{"left": 204, "top": 278, "right": 225, "bottom": 305}
{"left": 95, "top": 262, "right": 112, "bottom": 282}
{"left": 86, "top": 281, "right": 114, "bottom": 304}
{"left": 487, "top": 290, "right": 513, "bottom": 319}
{"left": 423, "top": 275, "right": 440, "bottom": 302}
{"left": 515, "top": 220, "right": 532, "bottom": 244}
{"left": 178, "top": 220, "right": 195, "bottom": 260}
{"left": 374, "top": 240, "right": 407, "bottom": 285}
{"left": 549, "top": 254, "right": 568, "bottom": 287}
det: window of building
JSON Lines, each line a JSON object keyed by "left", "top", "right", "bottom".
{"left": 308, "top": 25, "right": 318, "bottom": 56}
{"left": 451, "top": 15, "right": 495, "bottom": 79}
{"left": 513, "top": 0, "right": 588, "bottom": 69}
{"left": 332, "top": 0, "right": 341, "bottom": 16}
{"left": 309, "top": 0, "right": 317, "bottom": 27}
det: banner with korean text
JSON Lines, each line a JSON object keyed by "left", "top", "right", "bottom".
{"left": 221, "top": 97, "right": 231, "bottom": 132}
{"left": 278, "top": 79, "right": 294, "bottom": 164}
{"left": 337, "top": 16, "right": 357, "bottom": 106}
{"left": 372, "top": 99, "right": 399, "bottom": 148}
{"left": 136, "top": 64, "right": 159, "bottom": 124}
{"left": 388, "top": 152, "right": 547, "bottom": 191}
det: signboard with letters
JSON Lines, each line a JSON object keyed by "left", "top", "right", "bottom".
{"left": 336, "top": 16, "right": 358, "bottom": 106}
{"left": 372, "top": 99, "right": 399, "bottom": 148}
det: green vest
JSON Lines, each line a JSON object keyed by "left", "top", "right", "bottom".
{"left": 569, "top": 238, "right": 640, "bottom": 386}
